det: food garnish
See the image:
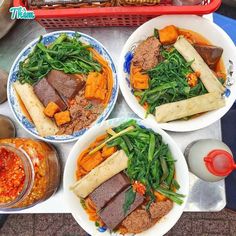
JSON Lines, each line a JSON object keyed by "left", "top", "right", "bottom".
{"left": 106, "top": 120, "right": 184, "bottom": 205}
{"left": 19, "top": 33, "right": 101, "bottom": 85}
{"left": 132, "top": 181, "right": 146, "bottom": 195}
{"left": 123, "top": 187, "right": 136, "bottom": 215}
{"left": 54, "top": 111, "right": 71, "bottom": 126}
{"left": 44, "top": 102, "right": 60, "bottom": 118}
{"left": 88, "top": 126, "right": 135, "bottom": 155}
{"left": 159, "top": 25, "right": 179, "bottom": 45}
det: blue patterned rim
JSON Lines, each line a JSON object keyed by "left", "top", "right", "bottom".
{"left": 7, "top": 31, "right": 118, "bottom": 143}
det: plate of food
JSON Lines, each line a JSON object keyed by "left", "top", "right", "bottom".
{"left": 8, "top": 31, "right": 118, "bottom": 142}
{"left": 64, "top": 118, "right": 189, "bottom": 236}
{"left": 119, "top": 15, "right": 236, "bottom": 132}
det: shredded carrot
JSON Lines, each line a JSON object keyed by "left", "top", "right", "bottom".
{"left": 102, "top": 145, "right": 117, "bottom": 158}
{"left": 80, "top": 151, "right": 103, "bottom": 172}
{"left": 77, "top": 148, "right": 89, "bottom": 165}
{"left": 88, "top": 134, "right": 108, "bottom": 149}
{"left": 154, "top": 191, "right": 167, "bottom": 202}
{"left": 130, "top": 63, "right": 149, "bottom": 111}
{"left": 84, "top": 198, "right": 105, "bottom": 226}
{"left": 88, "top": 48, "right": 113, "bottom": 105}
{"left": 86, "top": 198, "right": 96, "bottom": 209}
{"left": 130, "top": 63, "right": 136, "bottom": 86}
{"left": 119, "top": 226, "right": 128, "bottom": 234}
{"left": 76, "top": 133, "right": 109, "bottom": 180}
{"left": 142, "top": 102, "right": 149, "bottom": 110}
{"left": 95, "top": 133, "right": 108, "bottom": 142}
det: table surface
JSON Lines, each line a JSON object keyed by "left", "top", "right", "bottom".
{"left": 0, "top": 18, "right": 226, "bottom": 213}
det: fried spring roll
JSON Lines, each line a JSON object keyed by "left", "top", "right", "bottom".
{"left": 174, "top": 36, "right": 225, "bottom": 94}
{"left": 13, "top": 81, "right": 59, "bottom": 137}
{"left": 155, "top": 92, "right": 225, "bottom": 123}
{"left": 70, "top": 150, "right": 128, "bottom": 198}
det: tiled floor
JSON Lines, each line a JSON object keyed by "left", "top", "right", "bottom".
{"left": 0, "top": 209, "right": 235, "bottom": 236}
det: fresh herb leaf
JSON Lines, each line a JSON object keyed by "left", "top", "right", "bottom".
{"left": 80, "top": 199, "right": 87, "bottom": 209}
{"left": 123, "top": 187, "right": 136, "bottom": 215}
{"left": 85, "top": 104, "right": 93, "bottom": 110}
{"left": 154, "top": 28, "right": 159, "bottom": 39}
{"left": 171, "top": 179, "right": 180, "bottom": 190}
{"left": 218, "top": 77, "right": 225, "bottom": 85}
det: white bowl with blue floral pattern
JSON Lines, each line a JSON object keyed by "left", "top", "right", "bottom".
{"left": 118, "top": 15, "right": 236, "bottom": 132}
{"left": 8, "top": 31, "right": 118, "bottom": 143}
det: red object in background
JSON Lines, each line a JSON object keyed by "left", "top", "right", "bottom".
{"left": 13, "top": 0, "right": 221, "bottom": 28}
{"left": 204, "top": 149, "right": 236, "bottom": 176}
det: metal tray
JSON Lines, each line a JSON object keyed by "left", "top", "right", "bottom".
{"left": 0, "top": 18, "right": 226, "bottom": 213}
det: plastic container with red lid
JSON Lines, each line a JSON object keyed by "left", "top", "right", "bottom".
{"left": 184, "top": 139, "right": 236, "bottom": 182}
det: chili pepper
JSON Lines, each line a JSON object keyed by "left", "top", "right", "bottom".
{"left": 0, "top": 148, "right": 25, "bottom": 203}
{"left": 132, "top": 181, "right": 146, "bottom": 195}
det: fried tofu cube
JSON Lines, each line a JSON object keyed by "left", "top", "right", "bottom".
{"left": 54, "top": 111, "right": 71, "bottom": 126}
{"left": 159, "top": 25, "right": 179, "bottom": 45}
{"left": 44, "top": 102, "right": 60, "bottom": 118}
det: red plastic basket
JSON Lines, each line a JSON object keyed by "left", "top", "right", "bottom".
{"left": 14, "top": 0, "right": 221, "bottom": 28}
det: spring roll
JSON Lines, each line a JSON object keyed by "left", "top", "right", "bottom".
{"left": 70, "top": 150, "right": 128, "bottom": 198}
{"left": 13, "top": 81, "right": 59, "bottom": 137}
{"left": 174, "top": 36, "right": 225, "bottom": 94}
{"left": 155, "top": 92, "right": 225, "bottom": 123}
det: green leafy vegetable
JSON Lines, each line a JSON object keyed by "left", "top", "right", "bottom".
{"left": 154, "top": 28, "right": 159, "bottom": 39}
{"left": 85, "top": 104, "right": 93, "bottom": 110}
{"left": 89, "top": 126, "right": 134, "bottom": 155}
{"left": 134, "top": 48, "right": 207, "bottom": 115}
{"left": 123, "top": 187, "right": 136, "bottom": 215}
{"left": 156, "top": 187, "right": 185, "bottom": 205}
{"left": 172, "top": 179, "right": 180, "bottom": 190}
{"left": 18, "top": 33, "right": 101, "bottom": 85}
{"left": 80, "top": 199, "right": 86, "bottom": 209}
{"left": 109, "top": 119, "right": 185, "bottom": 205}
{"left": 148, "top": 133, "right": 155, "bottom": 161}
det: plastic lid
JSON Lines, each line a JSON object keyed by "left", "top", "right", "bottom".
{"left": 204, "top": 149, "right": 236, "bottom": 176}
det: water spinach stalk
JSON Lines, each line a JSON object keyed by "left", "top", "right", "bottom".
{"left": 18, "top": 33, "right": 101, "bottom": 85}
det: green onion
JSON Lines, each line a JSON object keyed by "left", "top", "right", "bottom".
{"left": 18, "top": 33, "right": 101, "bottom": 85}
